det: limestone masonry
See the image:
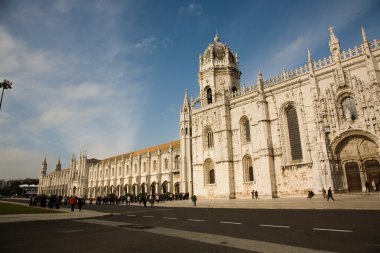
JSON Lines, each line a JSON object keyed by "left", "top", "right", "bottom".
{"left": 39, "top": 27, "right": 380, "bottom": 199}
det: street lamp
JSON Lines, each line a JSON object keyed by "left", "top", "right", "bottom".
{"left": 0, "top": 79, "right": 13, "bottom": 111}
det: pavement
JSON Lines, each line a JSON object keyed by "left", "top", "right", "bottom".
{"left": 1, "top": 192, "right": 380, "bottom": 224}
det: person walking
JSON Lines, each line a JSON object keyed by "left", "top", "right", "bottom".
{"left": 191, "top": 195, "right": 197, "bottom": 206}
{"left": 365, "top": 181, "right": 370, "bottom": 192}
{"left": 69, "top": 196, "right": 77, "bottom": 212}
{"left": 327, "top": 187, "right": 334, "bottom": 201}
{"left": 126, "top": 195, "right": 131, "bottom": 206}
{"left": 77, "top": 197, "right": 83, "bottom": 212}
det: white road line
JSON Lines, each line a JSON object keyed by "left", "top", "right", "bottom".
{"left": 76, "top": 219, "right": 335, "bottom": 253}
{"left": 313, "top": 228, "right": 352, "bottom": 233}
{"left": 260, "top": 224, "right": 290, "bottom": 229}
{"left": 126, "top": 214, "right": 136, "bottom": 217}
{"left": 220, "top": 221, "right": 242, "bottom": 225}
{"left": 188, "top": 219, "right": 205, "bottom": 222}
{"left": 143, "top": 215, "right": 154, "bottom": 218}
{"left": 163, "top": 217, "right": 178, "bottom": 220}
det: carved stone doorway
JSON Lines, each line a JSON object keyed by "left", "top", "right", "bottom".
{"left": 333, "top": 133, "right": 379, "bottom": 192}
{"left": 345, "top": 162, "right": 362, "bottom": 191}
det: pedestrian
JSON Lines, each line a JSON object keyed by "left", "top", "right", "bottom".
{"left": 322, "top": 188, "right": 326, "bottom": 198}
{"left": 150, "top": 195, "right": 155, "bottom": 207}
{"left": 365, "top": 181, "right": 370, "bottom": 192}
{"left": 77, "top": 197, "right": 83, "bottom": 212}
{"left": 191, "top": 195, "right": 197, "bottom": 206}
{"left": 69, "top": 196, "right": 77, "bottom": 212}
{"left": 371, "top": 179, "right": 377, "bottom": 191}
{"left": 142, "top": 195, "right": 147, "bottom": 208}
{"left": 126, "top": 195, "right": 131, "bottom": 206}
{"left": 327, "top": 187, "right": 334, "bottom": 201}
{"left": 255, "top": 191, "right": 258, "bottom": 199}
{"left": 251, "top": 190, "right": 255, "bottom": 199}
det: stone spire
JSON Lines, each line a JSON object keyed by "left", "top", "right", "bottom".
{"left": 56, "top": 157, "right": 62, "bottom": 171}
{"left": 361, "top": 27, "right": 368, "bottom": 43}
{"left": 328, "top": 26, "right": 341, "bottom": 56}
{"left": 182, "top": 89, "right": 190, "bottom": 112}
{"left": 257, "top": 71, "right": 264, "bottom": 92}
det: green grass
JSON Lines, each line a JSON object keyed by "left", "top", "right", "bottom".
{"left": 0, "top": 202, "right": 62, "bottom": 215}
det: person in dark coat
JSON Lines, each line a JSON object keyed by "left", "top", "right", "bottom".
{"left": 77, "top": 197, "right": 84, "bottom": 212}
{"left": 327, "top": 187, "right": 334, "bottom": 201}
{"left": 191, "top": 195, "right": 197, "bottom": 206}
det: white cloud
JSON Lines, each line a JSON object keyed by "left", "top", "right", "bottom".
{"left": 179, "top": 3, "right": 203, "bottom": 16}
{"left": 134, "top": 36, "right": 173, "bottom": 53}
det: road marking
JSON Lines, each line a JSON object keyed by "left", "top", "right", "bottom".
{"left": 313, "top": 228, "right": 352, "bottom": 233}
{"left": 220, "top": 221, "right": 242, "bottom": 225}
{"left": 188, "top": 219, "right": 205, "bottom": 222}
{"left": 260, "top": 224, "right": 290, "bottom": 229}
{"left": 76, "top": 219, "right": 335, "bottom": 253}
{"left": 126, "top": 214, "right": 136, "bottom": 217}
{"left": 143, "top": 215, "right": 154, "bottom": 218}
{"left": 163, "top": 217, "right": 178, "bottom": 220}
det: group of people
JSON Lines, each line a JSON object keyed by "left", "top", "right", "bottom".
{"left": 68, "top": 196, "right": 84, "bottom": 212}
{"left": 251, "top": 190, "right": 259, "bottom": 199}
{"left": 365, "top": 179, "right": 379, "bottom": 192}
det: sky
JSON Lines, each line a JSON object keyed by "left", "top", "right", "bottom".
{"left": 0, "top": 0, "right": 379, "bottom": 180}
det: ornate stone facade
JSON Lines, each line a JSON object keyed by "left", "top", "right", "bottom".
{"left": 39, "top": 27, "right": 380, "bottom": 199}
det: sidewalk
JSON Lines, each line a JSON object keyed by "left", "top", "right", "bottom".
{"left": 155, "top": 192, "right": 380, "bottom": 210}
{"left": 1, "top": 193, "right": 379, "bottom": 224}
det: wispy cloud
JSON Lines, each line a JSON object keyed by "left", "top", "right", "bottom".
{"left": 134, "top": 36, "right": 173, "bottom": 53}
{"left": 179, "top": 3, "right": 203, "bottom": 16}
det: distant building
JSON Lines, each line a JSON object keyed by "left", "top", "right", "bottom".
{"left": 39, "top": 27, "right": 380, "bottom": 199}
{"left": 0, "top": 180, "right": 6, "bottom": 189}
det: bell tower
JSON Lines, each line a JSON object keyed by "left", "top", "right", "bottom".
{"left": 198, "top": 34, "right": 241, "bottom": 106}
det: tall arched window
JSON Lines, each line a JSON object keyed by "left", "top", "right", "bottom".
{"left": 126, "top": 165, "right": 129, "bottom": 175}
{"left": 204, "top": 127, "right": 214, "bottom": 148}
{"left": 240, "top": 116, "right": 251, "bottom": 143}
{"left": 204, "top": 159, "right": 215, "bottom": 184}
{"left": 143, "top": 162, "right": 146, "bottom": 173}
{"left": 153, "top": 160, "right": 157, "bottom": 171}
{"left": 342, "top": 97, "right": 358, "bottom": 120}
{"left": 134, "top": 164, "right": 137, "bottom": 174}
{"left": 243, "top": 155, "right": 254, "bottom": 182}
{"left": 287, "top": 106, "right": 303, "bottom": 161}
{"left": 164, "top": 158, "right": 168, "bottom": 170}
{"left": 206, "top": 88, "right": 212, "bottom": 104}
{"left": 174, "top": 156, "right": 180, "bottom": 170}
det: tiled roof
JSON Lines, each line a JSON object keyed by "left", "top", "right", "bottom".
{"left": 101, "top": 140, "right": 180, "bottom": 163}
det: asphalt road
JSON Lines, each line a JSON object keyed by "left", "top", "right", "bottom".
{"left": 1, "top": 203, "right": 379, "bottom": 253}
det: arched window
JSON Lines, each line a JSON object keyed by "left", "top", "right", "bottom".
{"left": 118, "top": 167, "right": 121, "bottom": 176}
{"left": 243, "top": 155, "right": 254, "bottom": 182}
{"left": 287, "top": 106, "right": 303, "bottom": 161}
{"left": 112, "top": 168, "right": 114, "bottom": 177}
{"left": 153, "top": 160, "right": 157, "bottom": 171}
{"left": 164, "top": 158, "right": 168, "bottom": 170}
{"left": 204, "top": 127, "right": 214, "bottom": 148}
{"left": 143, "top": 162, "right": 146, "bottom": 173}
{"left": 240, "top": 116, "right": 251, "bottom": 143}
{"left": 162, "top": 181, "right": 168, "bottom": 193}
{"left": 174, "top": 156, "right": 180, "bottom": 170}
{"left": 134, "top": 164, "right": 137, "bottom": 174}
{"left": 206, "top": 88, "right": 212, "bottom": 104}
{"left": 126, "top": 165, "right": 129, "bottom": 175}
{"left": 141, "top": 183, "right": 145, "bottom": 194}
{"left": 204, "top": 159, "right": 215, "bottom": 184}
{"left": 342, "top": 97, "right": 358, "bottom": 120}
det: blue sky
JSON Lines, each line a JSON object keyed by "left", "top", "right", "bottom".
{"left": 0, "top": 0, "right": 379, "bottom": 180}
